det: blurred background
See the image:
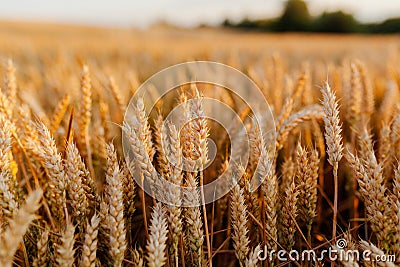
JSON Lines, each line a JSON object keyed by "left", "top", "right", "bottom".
{"left": 0, "top": 0, "right": 399, "bottom": 83}
{"left": 0, "top": 0, "right": 399, "bottom": 32}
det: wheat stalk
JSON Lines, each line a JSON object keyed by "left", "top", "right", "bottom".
{"left": 321, "top": 82, "right": 343, "bottom": 241}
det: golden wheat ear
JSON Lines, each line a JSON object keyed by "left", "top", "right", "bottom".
{"left": 55, "top": 219, "right": 76, "bottom": 267}
{"left": 146, "top": 202, "right": 168, "bottom": 267}
{"left": 230, "top": 184, "right": 250, "bottom": 265}
{"left": 80, "top": 213, "right": 100, "bottom": 267}
{"left": 0, "top": 189, "right": 43, "bottom": 267}
{"left": 105, "top": 143, "right": 126, "bottom": 267}
{"left": 32, "top": 226, "right": 50, "bottom": 267}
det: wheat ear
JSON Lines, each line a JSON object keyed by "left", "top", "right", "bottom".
{"left": 80, "top": 214, "right": 100, "bottom": 267}
{"left": 146, "top": 202, "right": 169, "bottom": 267}
{"left": 0, "top": 189, "right": 43, "bottom": 267}
{"left": 56, "top": 220, "right": 75, "bottom": 267}
{"left": 108, "top": 76, "right": 126, "bottom": 114}
{"left": 105, "top": 143, "right": 126, "bottom": 267}
{"left": 164, "top": 122, "right": 183, "bottom": 266}
{"left": 35, "top": 121, "right": 67, "bottom": 226}
{"left": 280, "top": 176, "right": 299, "bottom": 251}
{"left": 0, "top": 114, "right": 18, "bottom": 217}
{"left": 3, "top": 58, "right": 17, "bottom": 110}
{"left": 50, "top": 93, "right": 70, "bottom": 133}
{"left": 346, "top": 151, "right": 393, "bottom": 252}
{"left": 296, "top": 145, "right": 319, "bottom": 241}
{"left": 65, "top": 142, "right": 88, "bottom": 227}
{"left": 348, "top": 62, "right": 362, "bottom": 128}
{"left": 360, "top": 240, "right": 396, "bottom": 267}
{"left": 79, "top": 65, "right": 91, "bottom": 144}
{"left": 394, "top": 163, "right": 400, "bottom": 201}
{"left": 259, "top": 145, "right": 277, "bottom": 252}
{"left": 230, "top": 184, "right": 250, "bottom": 266}
{"left": 133, "top": 97, "right": 155, "bottom": 161}
{"left": 244, "top": 245, "right": 261, "bottom": 267}
{"left": 32, "top": 227, "right": 50, "bottom": 267}
{"left": 356, "top": 61, "right": 374, "bottom": 121}
{"left": 248, "top": 119, "right": 262, "bottom": 173}
{"left": 153, "top": 113, "right": 170, "bottom": 177}
{"left": 276, "top": 104, "right": 324, "bottom": 150}
{"left": 132, "top": 248, "right": 144, "bottom": 267}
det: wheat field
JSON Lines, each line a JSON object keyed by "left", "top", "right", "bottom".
{"left": 0, "top": 21, "right": 400, "bottom": 266}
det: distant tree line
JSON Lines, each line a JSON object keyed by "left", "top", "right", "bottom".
{"left": 222, "top": 0, "right": 400, "bottom": 33}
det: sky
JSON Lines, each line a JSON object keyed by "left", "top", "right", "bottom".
{"left": 0, "top": 0, "right": 399, "bottom": 28}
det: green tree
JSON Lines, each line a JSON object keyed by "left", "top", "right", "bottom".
{"left": 313, "top": 11, "right": 360, "bottom": 33}
{"left": 274, "top": 0, "right": 311, "bottom": 31}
